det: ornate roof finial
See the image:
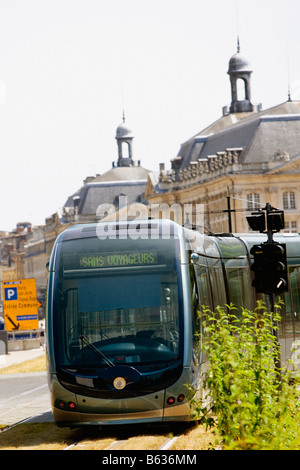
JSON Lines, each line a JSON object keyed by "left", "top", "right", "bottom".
{"left": 235, "top": 0, "right": 240, "bottom": 52}
{"left": 287, "top": 42, "right": 292, "bottom": 102}
{"left": 122, "top": 110, "right": 125, "bottom": 122}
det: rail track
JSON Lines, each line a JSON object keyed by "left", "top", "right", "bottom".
{"left": 63, "top": 428, "right": 182, "bottom": 451}
{"left": 0, "top": 411, "right": 198, "bottom": 452}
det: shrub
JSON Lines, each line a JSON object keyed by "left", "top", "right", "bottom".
{"left": 193, "top": 302, "right": 300, "bottom": 450}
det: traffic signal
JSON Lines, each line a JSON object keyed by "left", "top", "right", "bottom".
{"left": 250, "top": 243, "right": 288, "bottom": 294}
{"left": 270, "top": 243, "right": 288, "bottom": 293}
{"left": 267, "top": 210, "right": 285, "bottom": 232}
{"left": 250, "top": 244, "right": 267, "bottom": 293}
{"left": 246, "top": 207, "right": 284, "bottom": 234}
{"left": 246, "top": 212, "right": 265, "bottom": 232}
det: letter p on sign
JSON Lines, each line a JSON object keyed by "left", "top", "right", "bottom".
{"left": 5, "top": 287, "right": 17, "bottom": 301}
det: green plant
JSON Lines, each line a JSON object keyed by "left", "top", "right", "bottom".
{"left": 193, "top": 302, "right": 300, "bottom": 449}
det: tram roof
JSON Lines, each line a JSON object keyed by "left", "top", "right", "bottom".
{"left": 232, "top": 232, "right": 300, "bottom": 259}
{"left": 55, "top": 219, "right": 187, "bottom": 242}
{"left": 55, "top": 223, "right": 300, "bottom": 261}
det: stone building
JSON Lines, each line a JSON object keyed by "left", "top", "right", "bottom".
{"left": 0, "top": 223, "right": 33, "bottom": 281}
{"left": 145, "top": 42, "right": 300, "bottom": 234}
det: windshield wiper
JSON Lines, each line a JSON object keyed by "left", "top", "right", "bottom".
{"left": 80, "top": 334, "right": 115, "bottom": 367}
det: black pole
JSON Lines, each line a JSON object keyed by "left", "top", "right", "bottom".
{"left": 265, "top": 203, "right": 281, "bottom": 374}
{"left": 226, "top": 195, "right": 232, "bottom": 233}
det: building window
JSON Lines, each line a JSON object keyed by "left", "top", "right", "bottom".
{"left": 284, "top": 221, "right": 297, "bottom": 233}
{"left": 283, "top": 192, "right": 296, "bottom": 210}
{"left": 247, "top": 193, "right": 261, "bottom": 211}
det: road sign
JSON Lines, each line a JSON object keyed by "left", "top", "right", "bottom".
{"left": 2, "top": 279, "right": 40, "bottom": 331}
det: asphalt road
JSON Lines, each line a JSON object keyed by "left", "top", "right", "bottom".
{"left": 0, "top": 372, "right": 53, "bottom": 425}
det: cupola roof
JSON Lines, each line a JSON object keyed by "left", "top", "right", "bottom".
{"left": 228, "top": 39, "right": 252, "bottom": 75}
{"left": 115, "top": 113, "right": 134, "bottom": 139}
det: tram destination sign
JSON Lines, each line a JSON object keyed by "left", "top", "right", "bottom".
{"left": 2, "top": 279, "right": 40, "bottom": 331}
{"left": 64, "top": 250, "right": 159, "bottom": 270}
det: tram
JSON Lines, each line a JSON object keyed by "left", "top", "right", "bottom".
{"left": 46, "top": 219, "right": 300, "bottom": 427}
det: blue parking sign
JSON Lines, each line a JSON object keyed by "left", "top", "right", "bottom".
{"left": 4, "top": 287, "right": 18, "bottom": 301}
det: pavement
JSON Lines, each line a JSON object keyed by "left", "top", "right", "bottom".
{"left": 0, "top": 347, "right": 45, "bottom": 369}
{"left": 0, "top": 347, "right": 53, "bottom": 426}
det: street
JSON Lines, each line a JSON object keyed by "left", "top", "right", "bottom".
{"left": 0, "top": 372, "right": 52, "bottom": 425}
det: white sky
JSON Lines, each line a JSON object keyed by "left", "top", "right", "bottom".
{"left": 0, "top": 0, "right": 300, "bottom": 231}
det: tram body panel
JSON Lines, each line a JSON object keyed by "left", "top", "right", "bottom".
{"left": 49, "top": 365, "right": 194, "bottom": 426}
{"left": 50, "top": 375, "right": 165, "bottom": 426}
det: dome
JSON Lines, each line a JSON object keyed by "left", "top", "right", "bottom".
{"left": 115, "top": 120, "right": 134, "bottom": 139}
{"left": 228, "top": 52, "right": 252, "bottom": 74}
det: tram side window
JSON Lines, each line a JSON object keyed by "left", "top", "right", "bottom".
{"left": 284, "top": 266, "right": 300, "bottom": 336}
{"left": 195, "top": 264, "right": 213, "bottom": 310}
{"left": 226, "top": 267, "right": 252, "bottom": 312}
{"left": 209, "top": 267, "right": 227, "bottom": 309}
{"left": 195, "top": 263, "right": 227, "bottom": 311}
{"left": 190, "top": 266, "right": 201, "bottom": 366}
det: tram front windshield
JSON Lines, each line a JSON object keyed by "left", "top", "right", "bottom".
{"left": 54, "top": 236, "right": 182, "bottom": 370}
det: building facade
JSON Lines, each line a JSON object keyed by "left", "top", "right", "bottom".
{"left": 145, "top": 43, "right": 300, "bottom": 234}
